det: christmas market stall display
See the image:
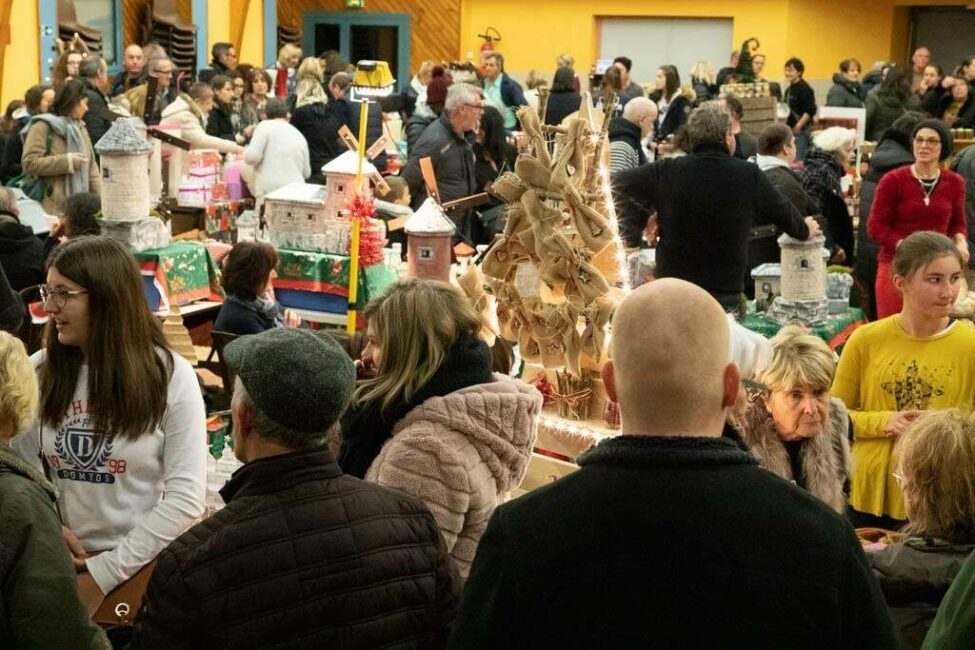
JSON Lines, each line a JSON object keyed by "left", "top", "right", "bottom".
{"left": 480, "top": 93, "right": 630, "bottom": 474}
{"left": 265, "top": 153, "right": 396, "bottom": 319}
{"left": 134, "top": 240, "right": 224, "bottom": 312}
{"left": 94, "top": 117, "right": 170, "bottom": 251}
{"left": 745, "top": 236, "right": 864, "bottom": 351}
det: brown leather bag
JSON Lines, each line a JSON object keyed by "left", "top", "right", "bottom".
{"left": 92, "top": 561, "right": 156, "bottom": 627}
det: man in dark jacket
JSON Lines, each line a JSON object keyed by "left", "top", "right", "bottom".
{"left": 0, "top": 262, "right": 24, "bottom": 332}
{"left": 401, "top": 84, "right": 483, "bottom": 244}
{"left": 482, "top": 52, "right": 527, "bottom": 131}
{"left": 450, "top": 279, "right": 899, "bottom": 649}
{"left": 198, "top": 42, "right": 237, "bottom": 84}
{"left": 856, "top": 112, "right": 923, "bottom": 320}
{"left": 109, "top": 44, "right": 145, "bottom": 98}
{"left": 132, "top": 328, "right": 459, "bottom": 649}
{"left": 608, "top": 97, "right": 656, "bottom": 173}
{"left": 613, "top": 101, "right": 819, "bottom": 311}
{"left": 78, "top": 56, "right": 113, "bottom": 152}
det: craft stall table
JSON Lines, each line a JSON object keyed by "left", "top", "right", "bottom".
{"left": 742, "top": 304, "right": 866, "bottom": 352}
{"left": 135, "top": 241, "right": 224, "bottom": 312}
{"left": 274, "top": 248, "right": 397, "bottom": 322}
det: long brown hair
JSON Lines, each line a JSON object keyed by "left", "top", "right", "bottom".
{"left": 41, "top": 237, "right": 173, "bottom": 439}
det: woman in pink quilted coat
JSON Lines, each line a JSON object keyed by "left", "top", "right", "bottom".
{"left": 360, "top": 279, "right": 542, "bottom": 579}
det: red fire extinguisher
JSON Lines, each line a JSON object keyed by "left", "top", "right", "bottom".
{"left": 477, "top": 27, "right": 501, "bottom": 76}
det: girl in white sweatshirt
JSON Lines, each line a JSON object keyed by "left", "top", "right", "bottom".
{"left": 13, "top": 236, "right": 207, "bottom": 611}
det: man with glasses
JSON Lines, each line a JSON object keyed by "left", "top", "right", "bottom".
{"left": 199, "top": 42, "right": 238, "bottom": 84}
{"left": 402, "top": 84, "right": 486, "bottom": 245}
{"left": 125, "top": 56, "right": 177, "bottom": 125}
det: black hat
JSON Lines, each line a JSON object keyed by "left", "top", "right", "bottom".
{"left": 224, "top": 328, "right": 355, "bottom": 434}
{"left": 912, "top": 119, "right": 954, "bottom": 161}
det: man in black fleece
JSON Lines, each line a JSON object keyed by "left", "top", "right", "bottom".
{"left": 0, "top": 262, "right": 24, "bottom": 332}
{"left": 451, "top": 279, "right": 898, "bottom": 649}
{"left": 613, "top": 101, "right": 820, "bottom": 312}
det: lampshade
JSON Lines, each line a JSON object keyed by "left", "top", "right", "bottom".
{"left": 351, "top": 60, "right": 396, "bottom": 99}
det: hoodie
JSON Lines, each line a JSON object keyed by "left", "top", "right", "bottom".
{"left": 0, "top": 217, "right": 45, "bottom": 291}
{"left": 366, "top": 373, "right": 542, "bottom": 579}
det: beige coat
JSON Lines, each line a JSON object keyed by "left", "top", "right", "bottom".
{"left": 366, "top": 374, "right": 542, "bottom": 579}
{"left": 737, "top": 397, "right": 852, "bottom": 513}
{"left": 159, "top": 95, "right": 243, "bottom": 154}
{"left": 21, "top": 120, "right": 101, "bottom": 215}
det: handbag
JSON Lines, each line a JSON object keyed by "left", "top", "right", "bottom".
{"left": 92, "top": 560, "right": 157, "bottom": 627}
{"left": 5, "top": 127, "right": 53, "bottom": 202}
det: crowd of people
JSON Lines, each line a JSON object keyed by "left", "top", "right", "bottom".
{"left": 1, "top": 34, "right": 975, "bottom": 650}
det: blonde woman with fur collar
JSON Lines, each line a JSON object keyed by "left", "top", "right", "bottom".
{"left": 736, "top": 326, "right": 851, "bottom": 513}
{"left": 346, "top": 279, "right": 542, "bottom": 579}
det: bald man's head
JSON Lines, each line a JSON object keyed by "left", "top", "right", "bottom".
{"left": 604, "top": 279, "right": 739, "bottom": 437}
{"left": 623, "top": 97, "right": 658, "bottom": 137}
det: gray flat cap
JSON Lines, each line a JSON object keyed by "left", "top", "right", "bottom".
{"left": 224, "top": 328, "right": 356, "bottom": 433}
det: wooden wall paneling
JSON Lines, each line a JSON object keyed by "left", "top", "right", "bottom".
{"left": 279, "top": 0, "right": 461, "bottom": 74}
{"left": 122, "top": 0, "right": 146, "bottom": 50}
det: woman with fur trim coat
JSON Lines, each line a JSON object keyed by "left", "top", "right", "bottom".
{"left": 735, "top": 326, "right": 851, "bottom": 513}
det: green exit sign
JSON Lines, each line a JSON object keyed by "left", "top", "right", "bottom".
{"left": 345, "top": 0, "right": 364, "bottom": 7}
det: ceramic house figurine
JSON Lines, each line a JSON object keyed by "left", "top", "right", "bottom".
{"left": 765, "top": 233, "right": 829, "bottom": 325}
{"left": 94, "top": 117, "right": 171, "bottom": 252}
{"left": 95, "top": 117, "right": 152, "bottom": 220}
{"left": 264, "top": 182, "right": 350, "bottom": 254}
{"left": 405, "top": 197, "right": 455, "bottom": 282}
{"left": 322, "top": 150, "right": 377, "bottom": 218}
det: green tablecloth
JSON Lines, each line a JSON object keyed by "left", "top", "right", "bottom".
{"left": 275, "top": 248, "right": 398, "bottom": 309}
{"left": 136, "top": 241, "right": 223, "bottom": 307}
{"left": 742, "top": 305, "right": 866, "bottom": 351}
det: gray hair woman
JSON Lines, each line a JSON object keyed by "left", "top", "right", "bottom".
{"left": 736, "top": 326, "right": 851, "bottom": 513}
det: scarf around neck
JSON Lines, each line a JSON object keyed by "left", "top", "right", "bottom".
{"left": 30, "top": 113, "right": 89, "bottom": 196}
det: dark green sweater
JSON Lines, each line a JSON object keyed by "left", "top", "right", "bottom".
{"left": 0, "top": 444, "right": 109, "bottom": 649}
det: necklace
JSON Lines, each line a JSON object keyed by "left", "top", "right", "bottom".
{"left": 912, "top": 164, "right": 940, "bottom": 206}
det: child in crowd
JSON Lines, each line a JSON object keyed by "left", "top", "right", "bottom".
{"left": 376, "top": 175, "right": 412, "bottom": 257}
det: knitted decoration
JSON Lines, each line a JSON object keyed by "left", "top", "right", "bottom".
{"left": 733, "top": 37, "right": 761, "bottom": 84}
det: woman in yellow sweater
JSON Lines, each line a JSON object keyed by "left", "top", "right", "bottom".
{"left": 833, "top": 231, "right": 975, "bottom": 527}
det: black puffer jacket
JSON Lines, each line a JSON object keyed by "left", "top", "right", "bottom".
{"left": 131, "top": 448, "right": 459, "bottom": 649}
{"left": 867, "top": 538, "right": 975, "bottom": 649}
{"left": 0, "top": 216, "right": 46, "bottom": 291}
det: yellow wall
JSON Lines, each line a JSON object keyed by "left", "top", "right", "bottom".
{"left": 2, "top": 0, "right": 41, "bottom": 109}
{"left": 208, "top": 1, "right": 232, "bottom": 57}
{"left": 238, "top": 0, "right": 266, "bottom": 66}
{"left": 459, "top": 0, "right": 972, "bottom": 83}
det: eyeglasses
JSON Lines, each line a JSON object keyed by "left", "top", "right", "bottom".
{"left": 233, "top": 83, "right": 245, "bottom": 89}
{"left": 39, "top": 284, "right": 88, "bottom": 309}
{"left": 914, "top": 136, "right": 941, "bottom": 147}
{"left": 463, "top": 102, "right": 485, "bottom": 112}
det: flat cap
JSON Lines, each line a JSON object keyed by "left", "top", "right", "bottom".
{"left": 224, "top": 328, "right": 355, "bottom": 434}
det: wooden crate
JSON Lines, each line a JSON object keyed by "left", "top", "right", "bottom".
{"left": 739, "top": 96, "right": 778, "bottom": 137}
